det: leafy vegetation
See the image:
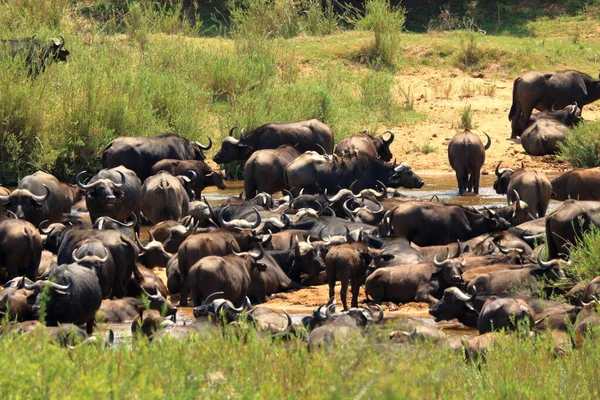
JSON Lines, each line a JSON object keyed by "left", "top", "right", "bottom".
{"left": 455, "top": 105, "right": 476, "bottom": 131}
{"left": 569, "top": 224, "right": 600, "bottom": 281}
{"left": 559, "top": 121, "right": 600, "bottom": 168}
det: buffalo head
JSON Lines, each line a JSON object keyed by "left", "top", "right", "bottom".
{"left": 213, "top": 128, "right": 253, "bottom": 164}
{"left": 190, "top": 137, "right": 212, "bottom": 161}
{"left": 433, "top": 251, "right": 466, "bottom": 287}
{"left": 387, "top": 162, "right": 424, "bottom": 189}
{"left": 0, "top": 185, "right": 50, "bottom": 224}
{"left": 493, "top": 161, "right": 513, "bottom": 195}
{"left": 429, "top": 286, "right": 478, "bottom": 323}
{"left": 373, "top": 130, "right": 394, "bottom": 161}
{"left": 135, "top": 231, "right": 174, "bottom": 269}
{"left": 76, "top": 170, "right": 125, "bottom": 206}
{"left": 49, "top": 35, "right": 69, "bottom": 62}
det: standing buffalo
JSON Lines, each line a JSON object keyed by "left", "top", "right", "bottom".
{"left": 0, "top": 219, "right": 42, "bottom": 282}
{"left": 76, "top": 166, "right": 142, "bottom": 223}
{"left": 493, "top": 162, "right": 552, "bottom": 217}
{"left": 509, "top": 70, "right": 600, "bottom": 137}
{"left": 448, "top": 131, "right": 491, "bottom": 195}
{"left": 284, "top": 153, "right": 423, "bottom": 195}
{"left": 244, "top": 145, "right": 301, "bottom": 198}
{"left": 551, "top": 167, "right": 600, "bottom": 200}
{"left": 213, "top": 119, "right": 334, "bottom": 165}
{"left": 1, "top": 34, "right": 69, "bottom": 75}
{"left": 141, "top": 171, "right": 190, "bottom": 224}
{"left": 0, "top": 171, "right": 71, "bottom": 226}
{"left": 102, "top": 133, "right": 212, "bottom": 182}
{"left": 71, "top": 239, "right": 115, "bottom": 299}
{"left": 520, "top": 104, "right": 582, "bottom": 156}
{"left": 150, "top": 159, "right": 226, "bottom": 196}
{"left": 334, "top": 130, "right": 394, "bottom": 161}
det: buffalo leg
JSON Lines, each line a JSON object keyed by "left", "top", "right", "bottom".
{"left": 473, "top": 171, "right": 481, "bottom": 195}
{"left": 86, "top": 319, "right": 95, "bottom": 335}
{"left": 180, "top": 278, "right": 190, "bottom": 307}
{"left": 511, "top": 102, "right": 522, "bottom": 138}
{"left": 327, "top": 273, "right": 336, "bottom": 309}
{"left": 455, "top": 170, "right": 466, "bottom": 195}
{"left": 340, "top": 279, "right": 349, "bottom": 311}
{"left": 350, "top": 279, "right": 360, "bottom": 309}
{"left": 466, "top": 173, "right": 474, "bottom": 193}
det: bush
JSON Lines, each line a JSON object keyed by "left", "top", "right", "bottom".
{"left": 455, "top": 105, "right": 475, "bottom": 130}
{"left": 348, "top": 0, "right": 406, "bottom": 69}
{"left": 559, "top": 120, "right": 600, "bottom": 168}
{"left": 454, "top": 31, "right": 485, "bottom": 70}
{"left": 569, "top": 224, "right": 600, "bottom": 281}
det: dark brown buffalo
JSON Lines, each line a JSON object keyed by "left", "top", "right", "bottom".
{"left": 509, "top": 70, "right": 600, "bottom": 137}
{"left": 520, "top": 105, "right": 581, "bottom": 156}
{"left": 0, "top": 219, "right": 42, "bottom": 282}
{"left": 551, "top": 168, "right": 600, "bottom": 201}
{"left": 150, "top": 159, "right": 226, "bottom": 195}
{"left": 71, "top": 239, "right": 115, "bottom": 299}
{"left": 545, "top": 200, "right": 600, "bottom": 259}
{"left": 285, "top": 152, "right": 423, "bottom": 195}
{"left": 448, "top": 131, "right": 491, "bottom": 195}
{"left": 37, "top": 250, "right": 58, "bottom": 280}
{"left": 334, "top": 130, "right": 394, "bottom": 161}
{"left": 99, "top": 291, "right": 176, "bottom": 323}
{"left": 177, "top": 229, "right": 259, "bottom": 306}
{"left": 213, "top": 119, "right": 334, "bottom": 164}
{"left": 135, "top": 232, "right": 173, "bottom": 269}
{"left": 25, "top": 263, "right": 102, "bottom": 334}
{"left": 77, "top": 165, "right": 142, "bottom": 223}
{"left": 127, "top": 265, "right": 168, "bottom": 298}
{"left": 493, "top": 162, "right": 552, "bottom": 217}
{"left": 1, "top": 34, "right": 69, "bottom": 75}
{"left": 0, "top": 280, "right": 36, "bottom": 321}
{"left": 325, "top": 243, "right": 391, "bottom": 310}
{"left": 102, "top": 133, "right": 212, "bottom": 182}
{"left": 244, "top": 145, "right": 301, "bottom": 198}
{"left": 187, "top": 247, "right": 265, "bottom": 307}
{"left": 477, "top": 297, "right": 535, "bottom": 334}
{"left": 574, "top": 301, "right": 600, "bottom": 348}
{"left": 141, "top": 171, "right": 190, "bottom": 224}
{"left": 56, "top": 228, "right": 141, "bottom": 299}
{"left": 384, "top": 202, "right": 510, "bottom": 246}
{"left": 0, "top": 171, "right": 70, "bottom": 226}
{"left": 364, "top": 256, "right": 465, "bottom": 304}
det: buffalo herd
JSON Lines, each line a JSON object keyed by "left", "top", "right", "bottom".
{"left": 2, "top": 55, "right": 600, "bottom": 354}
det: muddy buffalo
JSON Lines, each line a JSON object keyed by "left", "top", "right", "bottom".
{"left": 334, "top": 130, "right": 394, "bottom": 161}
{"left": 448, "top": 131, "right": 491, "bottom": 195}
{"left": 520, "top": 104, "right": 581, "bottom": 156}
{"left": 509, "top": 70, "right": 600, "bottom": 137}
{"left": 213, "top": 119, "right": 334, "bottom": 164}
{"left": 0, "top": 219, "right": 42, "bottom": 282}
{"left": 493, "top": 162, "right": 552, "bottom": 217}
{"left": 244, "top": 145, "right": 301, "bottom": 198}
{"left": 102, "top": 133, "right": 212, "bottom": 181}
{"left": 551, "top": 167, "right": 600, "bottom": 201}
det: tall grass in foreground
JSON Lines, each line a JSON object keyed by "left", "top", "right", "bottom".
{"left": 569, "top": 225, "right": 600, "bottom": 281}
{"left": 559, "top": 120, "right": 600, "bottom": 168}
{"left": 2, "top": 328, "right": 600, "bottom": 398}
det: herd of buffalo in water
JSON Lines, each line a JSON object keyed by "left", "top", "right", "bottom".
{"left": 4, "top": 52, "right": 600, "bottom": 353}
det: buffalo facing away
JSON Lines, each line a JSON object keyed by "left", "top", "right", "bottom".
{"left": 551, "top": 167, "right": 600, "bottom": 201}
{"left": 102, "top": 133, "right": 212, "bottom": 182}
{"left": 334, "top": 130, "right": 394, "bottom": 161}
{"left": 213, "top": 119, "right": 334, "bottom": 165}
{"left": 0, "top": 34, "right": 69, "bottom": 75}
{"left": 493, "top": 162, "right": 552, "bottom": 218}
{"left": 509, "top": 70, "right": 600, "bottom": 137}
{"left": 244, "top": 145, "right": 301, "bottom": 198}
{"left": 448, "top": 131, "right": 491, "bottom": 195}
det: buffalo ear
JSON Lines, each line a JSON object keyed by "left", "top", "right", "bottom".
{"left": 382, "top": 254, "right": 395, "bottom": 261}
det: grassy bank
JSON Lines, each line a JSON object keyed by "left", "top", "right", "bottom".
{"left": 1, "top": 0, "right": 600, "bottom": 183}
{"left": 2, "top": 327, "right": 600, "bottom": 399}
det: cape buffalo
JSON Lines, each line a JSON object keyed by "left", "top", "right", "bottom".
{"left": 1, "top": 34, "right": 69, "bottom": 75}
{"left": 213, "top": 119, "right": 334, "bottom": 164}
{"left": 477, "top": 297, "right": 535, "bottom": 334}
{"left": 0, "top": 171, "right": 71, "bottom": 226}
{"left": 244, "top": 145, "right": 301, "bottom": 198}
{"left": 284, "top": 152, "right": 423, "bottom": 195}
{"left": 25, "top": 263, "right": 102, "bottom": 334}
{"left": 141, "top": 171, "right": 190, "bottom": 224}
{"left": 509, "top": 70, "right": 600, "bottom": 137}
{"left": 493, "top": 162, "right": 552, "bottom": 217}
{"left": 551, "top": 167, "right": 600, "bottom": 201}
{"left": 102, "top": 133, "right": 212, "bottom": 181}
{"left": 545, "top": 200, "right": 600, "bottom": 259}
{"left": 448, "top": 131, "right": 491, "bottom": 195}
{"left": 334, "top": 130, "right": 394, "bottom": 161}
{"left": 150, "top": 159, "right": 226, "bottom": 195}
{"left": 71, "top": 239, "right": 115, "bottom": 299}
{"left": 520, "top": 104, "right": 581, "bottom": 156}
{"left": 0, "top": 219, "right": 42, "bottom": 282}
{"left": 76, "top": 166, "right": 142, "bottom": 223}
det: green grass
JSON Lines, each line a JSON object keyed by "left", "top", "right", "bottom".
{"left": 568, "top": 224, "right": 600, "bottom": 281}
{"left": 2, "top": 325, "right": 600, "bottom": 398}
{"left": 559, "top": 121, "right": 600, "bottom": 168}
{"left": 455, "top": 105, "right": 476, "bottom": 131}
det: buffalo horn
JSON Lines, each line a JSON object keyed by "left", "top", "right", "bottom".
{"left": 203, "top": 291, "right": 225, "bottom": 306}
{"left": 31, "top": 185, "right": 50, "bottom": 203}
{"left": 6, "top": 210, "right": 17, "bottom": 219}
{"left": 282, "top": 310, "right": 293, "bottom": 331}
{"left": 51, "top": 277, "right": 72, "bottom": 293}
{"left": 112, "top": 171, "right": 126, "bottom": 188}
{"left": 71, "top": 248, "right": 82, "bottom": 263}
{"left": 186, "top": 170, "right": 198, "bottom": 182}
{"left": 38, "top": 220, "right": 54, "bottom": 234}
{"left": 0, "top": 192, "right": 9, "bottom": 203}
{"left": 453, "top": 240, "right": 462, "bottom": 258}
{"left": 483, "top": 132, "right": 491, "bottom": 150}
{"left": 261, "top": 230, "right": 272, "bottom": 246}
{"left": 228, "top": 127, "right": 237, "bottom": 137}
{"left": 197, "top": 137, "right": 212, "bottom": 150}
{"left": 135, "top": 232, "right": 151, "bottom": 252}
{"left": 448, "top": 287, "right": 475, "bottom": 302}
{"left": 325, "top": 303, "right": 335, "bottom": 320}
{"left": 75, "top": 171, "right": 94, "bottom": 190}
{"left": 433, "top": 250, "right": 448, "bottom": 268}
{"left": 537, "top": 253, "right": 555, "bottom": 269}
{"left": 374, "top": 304, "right": 384, "bottom": 323}
{"left": 495, "top": 161, "right": 504, "bottom": 177}
{"left": 382, "top": 130, "right": 394, "bottom": 144}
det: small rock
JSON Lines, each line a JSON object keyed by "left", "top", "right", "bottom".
{"left": 432, "top": 133, "right": 437, "bottom": 138}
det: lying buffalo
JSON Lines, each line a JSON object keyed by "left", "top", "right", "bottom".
{"left": 0, "top": 171, "right": 71, "bottom": 226}
{"left": 448, "top": 131, "right": 491, "bottom": 195}
{"left": 244, "top": 145, "right": 301, "bottom": 198}
{"left": 493, "top": 162, "right": 552, "bottom": 217}
{"left": 520, "top": 104, "right": 582, "bottom": 156}
{"left": 102, "top": 133, "right": 212, "bottom": 181}
{"left": 77, "top": 166, "right": 142, "bottom": 223}
{"left": 551, "top": 167, "right": 600, "bottom": 201}
{"left": 284, "top": 152, "right": 423, "bottom": 195}
{"left": 334, "top": 130, "right": 394, "bottom": 161}
{"left": 509, "top": 70, "right": 600, "bottom": 137}
{"left": 545, "top": 200, "right": 600, "bottom": 259}
{"left": 1, "top": 34, "right": 69, "bottom": 75}
{"left": 150, "top": 159, "right": 226, "bottom": 196}
{"left": 213, "top": 119, "right": 334, "bottom": 164}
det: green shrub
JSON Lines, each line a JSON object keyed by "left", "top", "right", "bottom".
{"left": 348, "top": 0, "right": 406, "bottom": 69}
{"left": 229, "top": 0, "right": 303, "bottom": 39}
{"left": 454, "top": 31, "right": 485, "bottom": 70}
{"left": 303, "top": 0, "right": 339, "bottom": 36}
{"left": 455, "top": 104, "right": 475, "bottom": 130}
{"left": 568, "top": 224, "right": 600, "bottom": 281}
{"left": 559, "top": 120, "right": 600, "bottom": 168}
